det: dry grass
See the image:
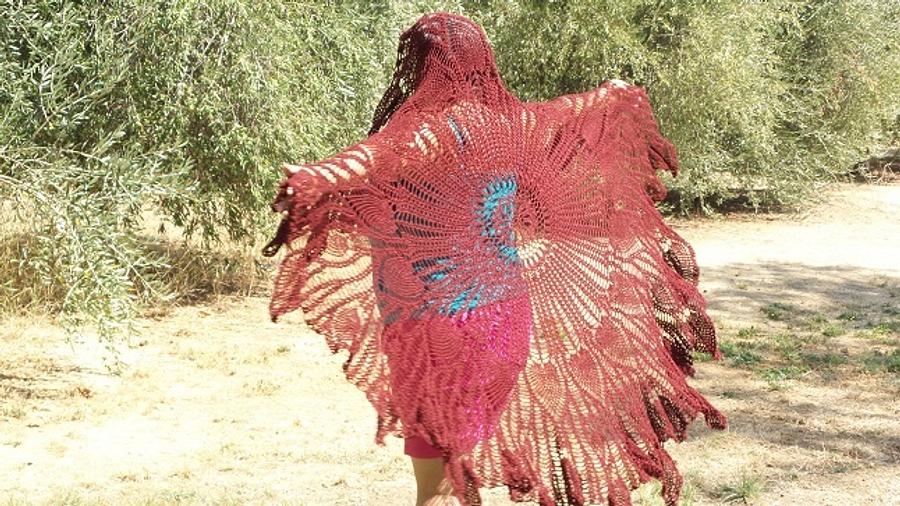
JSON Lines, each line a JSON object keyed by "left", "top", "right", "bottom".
{"left": 138, "top": 235, "right": 274, "bottom": 307}
{"left": 0, "top": 208, "right": 275, "bottom": 321}
{"left": 0, "top": 232, "right": 66, "bottom": 315}
{"left": 1, "top": 183, "right": 898, "bottom": 505}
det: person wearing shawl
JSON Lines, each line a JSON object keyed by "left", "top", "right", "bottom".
{"left": 263, "top": 12, "right": 726, "bottom": 506}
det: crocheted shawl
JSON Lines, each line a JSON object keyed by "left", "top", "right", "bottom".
{"left": 264, "top": 12, "right": 725, "bottom": 506}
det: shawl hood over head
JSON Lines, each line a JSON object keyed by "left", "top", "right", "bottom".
{"left": 370, "top": 12, "right": 514, "bottom": 134}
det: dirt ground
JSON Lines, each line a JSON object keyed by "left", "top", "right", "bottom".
{"left": 1, "top": 182, "right": 898, "bottom": 506}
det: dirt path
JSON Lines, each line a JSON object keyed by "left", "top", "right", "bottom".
{"left": 1, "top": 183, "right": 898, "bottom": 506}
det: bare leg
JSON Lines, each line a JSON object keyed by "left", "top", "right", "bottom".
{"left": 411, "top": 457, "right": 458, "bottom": 506}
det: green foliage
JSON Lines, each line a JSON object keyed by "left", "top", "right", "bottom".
{"left": 799, "top": 351, "right": 849, "bottom": 369}
{"left": 719, "top": 341, "right": 762, "bottom": 366}
{"left": 468, "top": 0, "right": 900, "bottom": 211}
{"left": 820, "top": 324, "right": 845, "bottom": 337}
{"left": 468, "top": 1, "right": 660, "bottom": 100}
{"left": 862, "top": 348, "right": 900, "bottom": 374}
{"left": 649, "top": 1, "right": 794, "bottom": 210}
{"left": 761, "top": 302, "right": 796, "bottom": 321}
{"left": 0, "top": 0, "right": 460, "bottom": 338}
{"left": 777, "top": 1, "right": 900, "bottom": 169}
{"left": 1, "top": 0, "right": 898, "bottom": 338}
{"left": 760, "top": 365, "right": 809, "bottom": 389}
{"left": 1, "top": 1, "right": 181, "bottom": 337}
{"left": 737, "top": 326, "right": 761, "bottom": 338}
{"left": 716, "top": 472, "right": 763, "bottom": 503}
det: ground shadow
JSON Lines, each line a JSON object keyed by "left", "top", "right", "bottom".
{"left": 688, "top": 260, "right": 900, "bottom": 474}
{"left": 698, "top": 261, "right": 899, "bottom": 327}
{"left": 696, "top": 398, "right": 900, "bottom": 467}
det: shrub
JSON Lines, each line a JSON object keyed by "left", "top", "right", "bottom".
{"left": 468, "top": 0, "right": 900, "bottom": 211}
{"left": 0, "top": 0, "right": 459, "bottom": 339}
{"left": 1, "top": 0, "right": 897, "bottom": 338}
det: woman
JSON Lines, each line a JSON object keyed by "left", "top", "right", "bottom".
{"left": 264, "top": 12, "right": 725, "bottom": 506}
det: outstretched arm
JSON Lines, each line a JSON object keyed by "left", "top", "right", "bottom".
{"left": 262, "top": 138, "right": 385, "bottom": 257}
{"left": 538, "top": 80, "right": 678, "bottom": 200}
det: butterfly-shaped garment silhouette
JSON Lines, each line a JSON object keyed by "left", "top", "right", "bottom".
{"left": 265, "top": 12, "right": 725, "bottom": 506}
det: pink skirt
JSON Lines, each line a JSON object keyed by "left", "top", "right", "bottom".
{"left": 405, "top": 435, "right": 443, "bottom": 458}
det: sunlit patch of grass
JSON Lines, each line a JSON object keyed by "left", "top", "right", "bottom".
{"left": 837, "top": 309, "right": 863, "bottom": 322}
{"left": 854, "top": 319, "right": 900, "bottom": 345}
{"left": 243, "top": 379, "right": 281, "bottom": 396}
{"left": 820, "top": 324, "right": 846, "bottom": 337}
{"left": 719, "top": 341, "right": 763, "bottom": 366}
{"left": 2, "top": 488, "right": 252, "bottom": 506}
{"left": 39, "top": 491, "right": 89, "bottom": 506}
{"left": 0, "top": 402, "right": 26, "bottom": 420}
{"left": 799, "top": 352, "right": 849, "bottom": 369}
{"left": 680, "top": 471, "right": 700, "bottom": 506}
{"left": 719, "top": 322, "right": 859, "bottom": 382}
{"left": 861, "top": 348, "right": 900, "bottom": 374}
{"left": 790, "top": 311, "right": 849, "bottom": 338}
{"left": 870, "top": 320, "right": 900, "bottom": 335}
{"left": 134, "top": 490, "right": 245, "bottom": 506}
{"left": 761, "top": 365, "right": 809, "bottom": 380}
{"left": 808, "top": 313, "right": 828, "bottom": 325}
{"left": 634, "top": 480, "right": 664, "bottom": 506}
{"left": 716, "top": 472, "right": 763, "bottom": 504}
{"left": 771, "top": 333, "right": 802, "bottom": 362}
{"left": 633, "top": 477, "right": 697, "bottom": 506}
{"left": 692, "top": 350, "right": 714, "bottom": 363}
{"left": 760, "top": 365, "right": 809, "bottom": 389}
{"left": 141, "top": 238, "right": 271, "bottom": 306}
{"left": 761, "top": 302, "right": 795, "bottom": 321}
{"left": 737, "top": 326, "right": 761, "bottom": 338}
